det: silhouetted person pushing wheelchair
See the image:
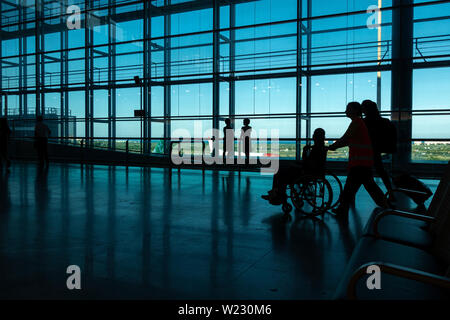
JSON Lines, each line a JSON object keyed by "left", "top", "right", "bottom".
{"left": 328, "top": 102, "right": 388, "bottom": 219}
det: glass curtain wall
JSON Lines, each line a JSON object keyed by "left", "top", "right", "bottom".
{"left": 0, "top": 0, "right": 449, "bottom": 163}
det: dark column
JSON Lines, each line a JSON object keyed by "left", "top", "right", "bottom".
{"left": 163, "top": 0, "right": 172, "bottom": 154}
{"left": 35, "top": 0, "right": 43, "bottom": 116}
{"left": 0, "top": 0, "right": 2, "bottom": 116}
{"left": 229, "top": 3, "right": 236, "bottom": 125}
{"left": 108, "top": 0, "right": 117, "bottom": 150}
{"left": 61, "top": 0, "right": 68, "bottom": 141}
{"left": 296, "top": 0, "right": 302, "bottom": 160}
{"left": 143, "top": 0, "right": 152, "bottom": 154}
{"left": 19, "top": 3, "right": 23, "bottom": 116}
{"left": 85, "top": 0, "right": 94, "bottom": 146}
{"left": 305, "top": 0, "right": 312, "bottom": 145}
{"left": 212, "top": 0, "right": 220, "bottom": 137}
{"left": 391, "top": 0, "right": 413, "bottom": 170}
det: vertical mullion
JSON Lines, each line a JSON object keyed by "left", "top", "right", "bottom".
{"left": 40, "top": 8, "right": 45, "bottom": 117}
{"left": 305, "top": 0, "right": 312, "bottom": 144}
{"left": 212, "top": 0, "right": 220, "bottom": 135}
{"left": 35, "top": 0, "right": 42, "bottom": 116}
{"left": 143, "top": 0, "right": 152, "bottom": 154}
{"left": 60, "top": 1, "right": 65, "bottom": 141}
{"left": 295, "top": 0, "right": 302, "bottom": 160}
{"left": 89, "top": 10, "right": 94, "bottom": 145}
{"left": 163, "top": 0, "right": 171, "bottom": 154}
{"left": 64, "top": 1, "right": 69, "bottom": 141}
{"left": 229, "top": 2, "right": 235, "bottom": 127}
{"left": 0, "top": 0, "right": 2, "bottom": 117}
{"left": 111, "top": 4, "right": 117, "bottom": 148}
{"left": 85, "top": 0, "right": 94, "bottom": 146}
{"left": 19, "top": 3, "right": 23, "bottom": 116}
{"left": 23, "top": 3, "right": 28, "bottom": 117}
{"left": 108, "top": 0, "right": 114, "bottom": 150}
{"left": 85, "top": 0, "right": 90, "bottom": 144}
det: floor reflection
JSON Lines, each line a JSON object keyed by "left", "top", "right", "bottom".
{"left": 0, "top": 162, "right": 438, "bottom": 299}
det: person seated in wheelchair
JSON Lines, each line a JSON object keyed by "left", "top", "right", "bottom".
{"left": 261, "top": 128, "right": 327, "bottom": 205}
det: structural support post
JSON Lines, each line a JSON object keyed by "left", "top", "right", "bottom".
{"left": 144, "top": 0, "right": 152, "bottom": 154}
{"left": 212, "top": 0, "right": 220, "bottom": 145}
{"left": 296, "top": 0, "right": 303, "bottom": 160}
{"left": 0, "top": 1, "right": 3, "bottom": 117}
{"left": 23, "top": 3, "right": 28, "bottom": 117}
{"left": 108, "top": 0, "right": 117, "bottom": 150}
{"left": 305, "top": 0, "right": 312, "bottom": 146}
{"left": 391, "top": 0, "right": 413, "bottom": 170}
{"left": 61, "top": 0, "right": 69, "bottom": 141}
{"left": 163, "top": 0, "right": 172, "bottom": 155}
{"left": 35, "top": 0, "right": 43, "bottom": 116}
{"left": 19, "top": 3, "right": 23, "bottom": 116}
{"left": 40, "top": 2, "right": 45, "bottom": 117}
{"left": 85, "top": 0, "right": 94, "bottom": 146}
{"left": 229, "top": 2, "right": 236, "bottom": 127}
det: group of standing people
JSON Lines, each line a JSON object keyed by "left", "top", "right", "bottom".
{"left": 222, "top": 118, "right": 252, "bottom": 165}
{"left": 0, "top": 116, "right": 51, "bottom": 172}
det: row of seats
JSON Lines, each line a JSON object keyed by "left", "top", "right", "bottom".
{"left": 334, "top": 161, "right": 450, "bottom": 299}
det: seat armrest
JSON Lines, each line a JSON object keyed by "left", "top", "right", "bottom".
{"left": 373, "top": 209, "right": 435, "bottom": 237}
{"left": 384, "top": 188, "right": 431, "bottom": 203}
{"left": 347, "top": 262, "right": 450, "bottom": 299}
{"left": 393, "top": 188, "right": 430, "bottom": 196}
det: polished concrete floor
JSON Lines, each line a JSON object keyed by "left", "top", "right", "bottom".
{"left": 0, "top": 162, "right": 439, "bottom": 299}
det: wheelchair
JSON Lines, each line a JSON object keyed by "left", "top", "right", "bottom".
{"left": 274, "top": 170, "right": 342, "bottom": 219}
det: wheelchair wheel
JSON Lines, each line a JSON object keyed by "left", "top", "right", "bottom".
{"left": 325, "top": 171, "right": 343, "bottom": 209}
{"left": 289, "top": 183, "right": 305, "bottom": 211}
{"left": 297, "top": 177, "right": 333, "bottom": 216}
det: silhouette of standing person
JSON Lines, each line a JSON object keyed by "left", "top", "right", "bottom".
{"left": 361, "top": 100, "right": 394, "bottom": 195}
{"left": 0, "top": 118, "right": 11, "bottom": 172}
{"left": 328, "top": 102, "right": 387, "bottom": 218}
{"left": 34, "top": 116, "right": 51, "bottom": 169}
{"left": 223, "top": 118, "right": 233, "bottom": 164}
{"left": 239, "top": 118, "right": 252, "bottom": 166}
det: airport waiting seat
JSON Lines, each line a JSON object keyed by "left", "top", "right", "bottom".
{"left": 363, "top": 161, "right": 450, "bottom": 250}
{"left": 333, "top": 209, "right": 450, "bottom": 299}
{"left": 334, "top": 162, "right": 450, "bottom": 299}
{"left": 333, "top": 237, "right": 450, "bottom": 299}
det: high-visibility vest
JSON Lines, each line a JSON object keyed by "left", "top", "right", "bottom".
{"left": 348, "top": 118, "right": 374, "bottom": 168}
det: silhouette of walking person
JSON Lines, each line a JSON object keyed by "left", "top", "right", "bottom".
{"left": 223, "top": 118, "right": 233, "bottom": 164}
{"left": 0, "top": 118, "right": 11, "bottom": 172}
{"left": 361, "top": 99, "right": 395, "bottom": 195}
{"left": 328, "top": 102, "right": 387, "bottom": 218}
{"left": 34, "top": 116, "right": 51, "bottom": 169}
{"left": 239, "top": 118, "right": 252, "bottom": 166}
